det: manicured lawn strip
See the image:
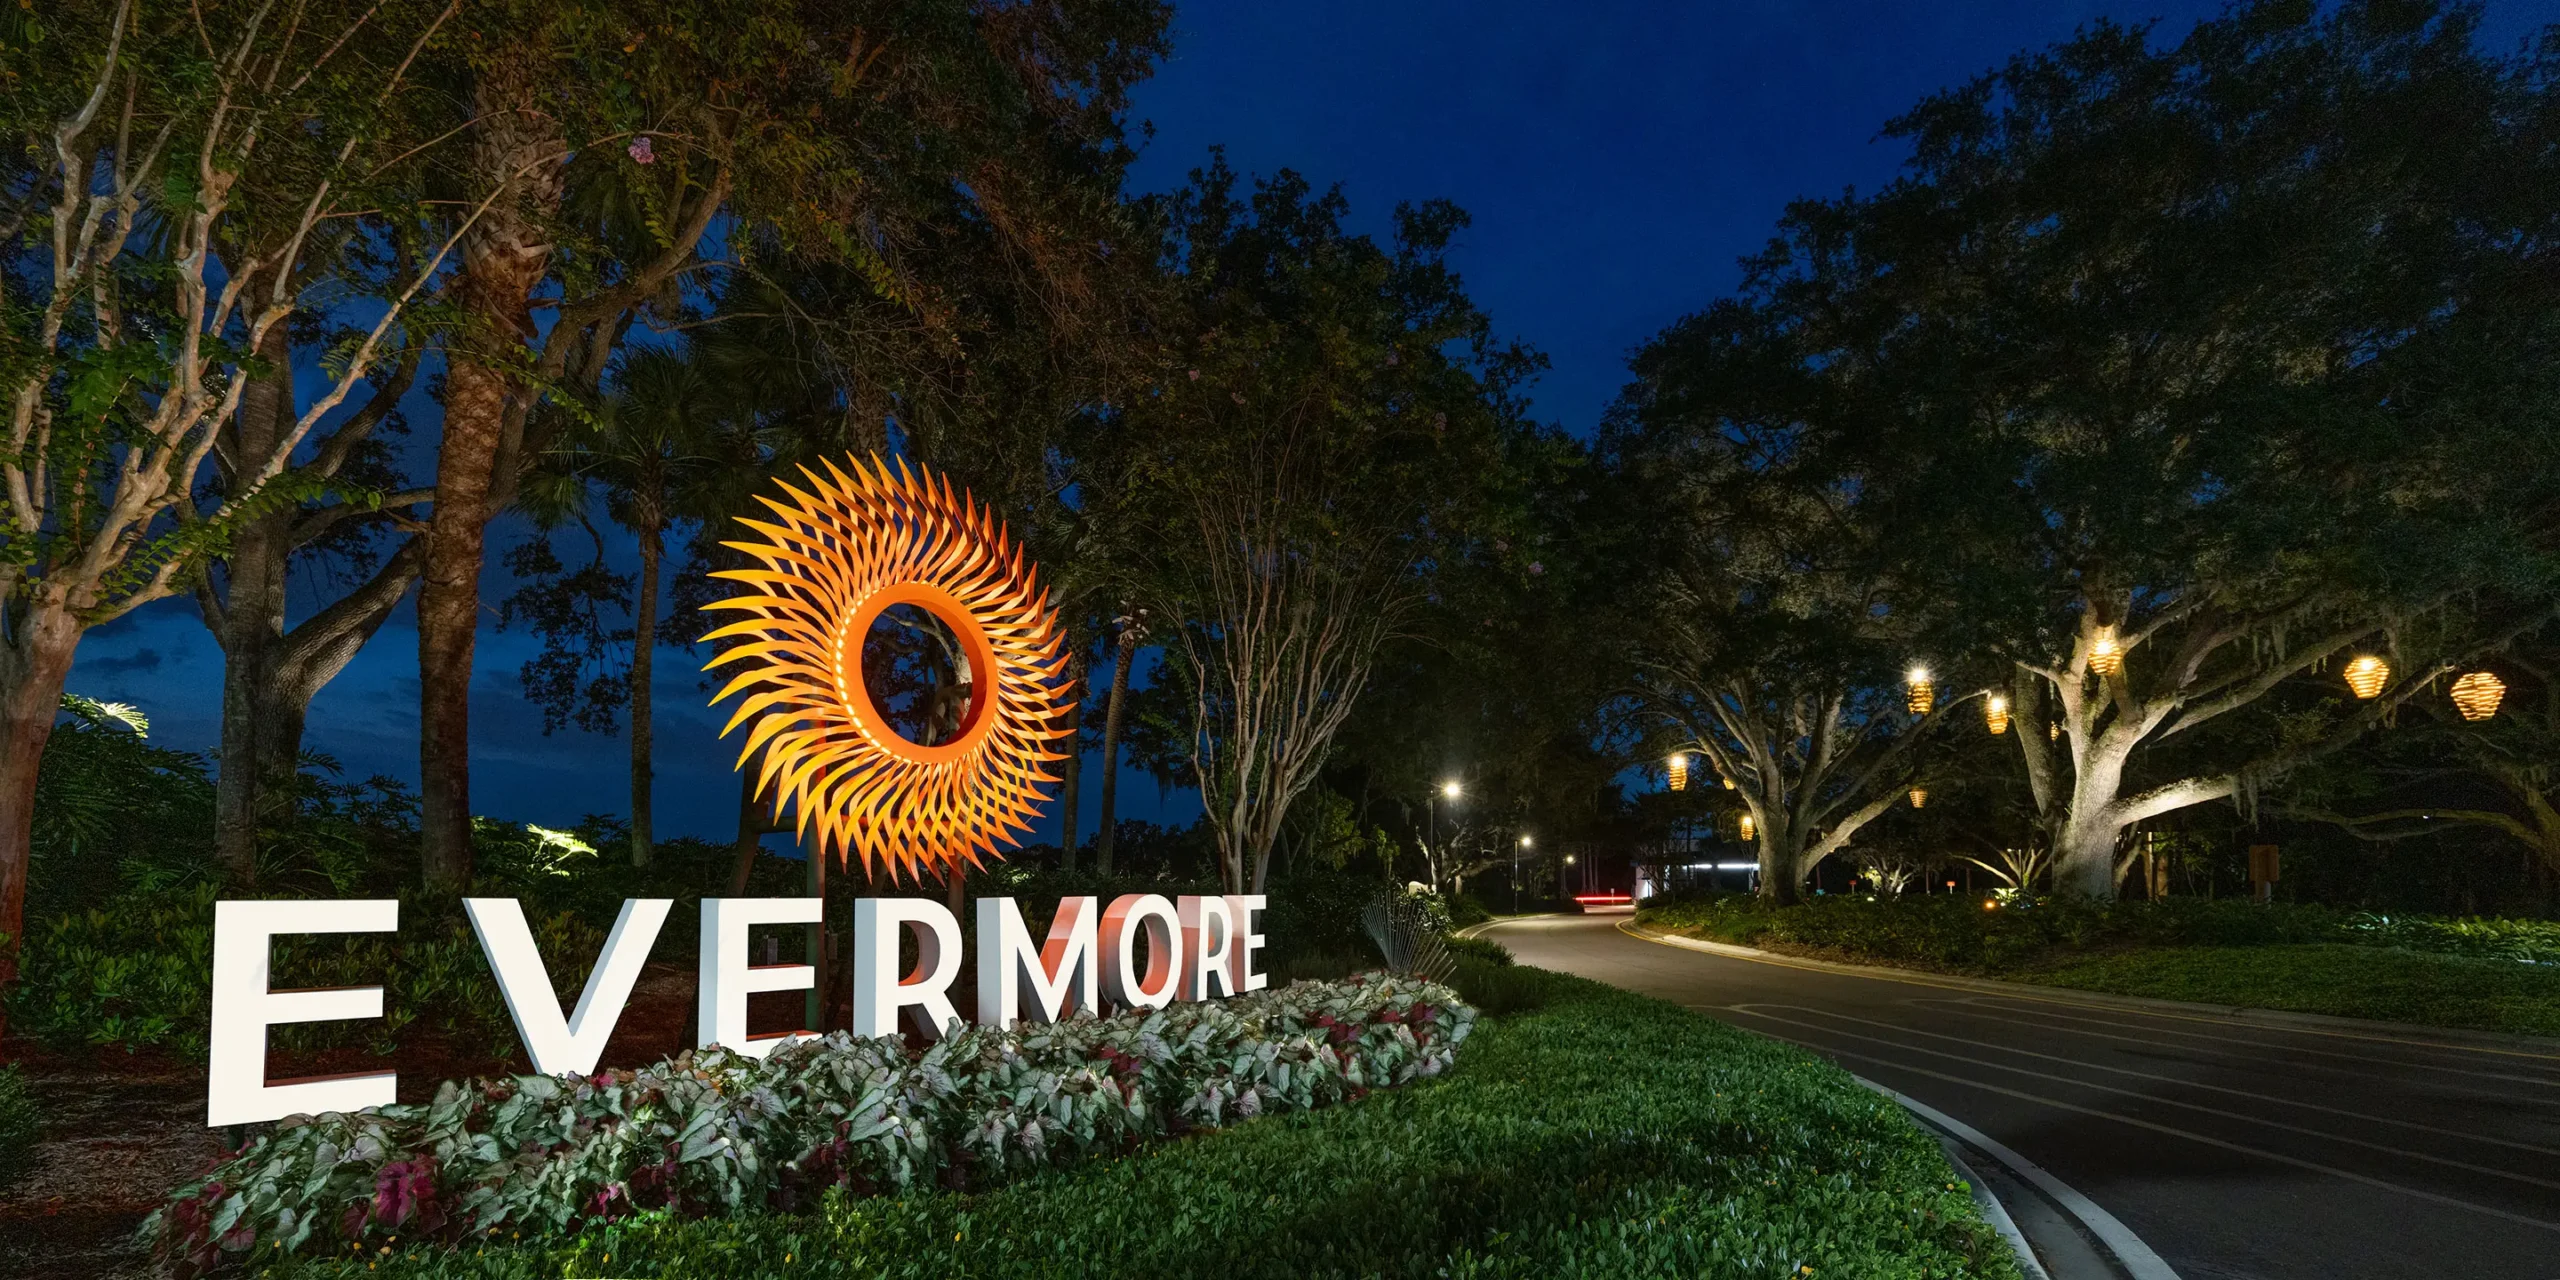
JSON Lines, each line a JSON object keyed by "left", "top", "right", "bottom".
{"left": 289, "top": 969, "right": 2018, "bottom": 1280}
{"left": 2026, "top": 944, "right": 2560, "bottom": 1038}
{"left": 1639, "top": 896, "right": 2560, "bottom": 1040}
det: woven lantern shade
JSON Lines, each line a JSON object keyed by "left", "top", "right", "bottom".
{"left": 2343, "top": 655, "right": 2390, "bottom": 700}
{"left": 1909, "top": 787, "right": 1929, "bottom": 809}
{"left": 1984, "top": 695, "right": 2010, "bottom": 735}
{"left": 1667, "top": 753, "right": 1690, "bottom": 792}
{"left": 1735, "top": 811, "right": 1756, "bottom": 842}
{"left": 1905, "top": 666, "right": 1936, "bottom": 716}
{"left": 2048, "top": 721, "right": 2061, "bottom": 742}
{"left": 2450, "top": 671, "right": 2506, "bottom": 721}
{"left": 2088, "top": 626, "right": 2124, "bottom": 677}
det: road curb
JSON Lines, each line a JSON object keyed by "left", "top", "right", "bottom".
{"left": 1616, "top": 921, "right": 2560, "bottom": 1059}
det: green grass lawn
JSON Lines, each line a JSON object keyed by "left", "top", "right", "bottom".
{"left": 292, "top": 969, "right": 2018, "bottom": 1280}
{"left": 2025, "top": 943, "right": 2560, "bottom": 1038}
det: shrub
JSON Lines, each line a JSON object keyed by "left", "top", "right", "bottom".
{"left": 0, "top": 1064, "right": 38, "bottom": 1190}
{"left": 1635, "top": 893, "right": 2560, "bottom": 974}
{"left": 145, "top": 974, "right": 1472, "bottom": 1274}
{"left": 1448, "top": 956, "right": 1544, "bottom": 1016}
{"left": 1443, "top": 934, "right": 1513, "bottom": 966}
{"left": 5, "top": 884, "right": 599, "bottom": 1060}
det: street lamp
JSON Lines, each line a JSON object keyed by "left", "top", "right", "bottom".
{"left": 1512, "top": 833, "right": 1532, "bottom": 908}
{"left": 1428, "top": 778, "right": 1463, "bottom": 870}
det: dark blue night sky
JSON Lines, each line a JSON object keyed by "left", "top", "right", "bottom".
{"left": 70, "top": 2, "right": 2548, "bottom": 844}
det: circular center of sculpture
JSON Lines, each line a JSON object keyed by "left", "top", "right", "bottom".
{"left": 861, "top": 602, "right": 978, "bottom": 747}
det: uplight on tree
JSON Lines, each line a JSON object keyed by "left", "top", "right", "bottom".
{"left": 2343, "top": 655, "right": 2391, "bottom": 700}
{"left": 2449, "top": 672, "right": 2506, "bottom": 721}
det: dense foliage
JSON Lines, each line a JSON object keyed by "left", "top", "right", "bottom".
{"left": 272, "top": 970, "right": 2017, "bottom": 1280}
{"left": 148, "top": 975, "right": 1471, "bottom": 1274}
{"left": 1637, "top": 893, "right": 2560, "bottom": 974}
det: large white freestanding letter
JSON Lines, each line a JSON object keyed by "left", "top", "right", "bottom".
{"left": 464, "top": 897, "right": 670, "bottom": 1076}
{"left": 1178, "top": 894, "right": 1240, "bottom": 1001}
{"left": 696, "top": 897, "right": 823, "bottom": 1057}
{"left": 1100, "top": 893, "right": 1181, "bottom": 1010}
{"left": 1226, "top": 894, "right": 1270, "bottom": 994}
{"left": 208, "top": 898, "right": 398, "bottom": 1127}
{"left": 852, "top": 897, "right": 962, "bottom": 1039}
{"left": 976, "top": 896, "right": 1097, "bottom": 1028}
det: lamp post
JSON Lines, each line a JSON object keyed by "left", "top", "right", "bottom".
{"left": 1427, "top": 778, "right": 1461, "bottom": 883}
{"left": 1514, "top": 832, "right": 1532, "bottom": 911}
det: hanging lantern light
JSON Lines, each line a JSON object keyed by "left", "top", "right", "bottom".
{"left": 1721, "top": 774, "right": 1737, "bottom": 790}
{"left": 1905, "top": 666, "right": 1936, "bottom": 716}
{"left": 2088, "top": 625, "right": 2124, "bottom": 677}
{"left": 2343, "top": 654, "right": 2390, "bottom": 700}
{"left": 2048, "top": 720, "right": 2061, "bottom": 742}
{"left": 2450, "top": 671, "right": 2506, "bottom": 721}
{"left": 1735, "top": 811, "right": 1756, "bottom": 842}
{"left": 1984, "top": 695, "right": 2010, "bottom": 736}
{"left": 1667, "top": 753, "right": 1690, "bottom": 792}
{"left": 1909, "top": 787, "right": 1929, "bottom": 809}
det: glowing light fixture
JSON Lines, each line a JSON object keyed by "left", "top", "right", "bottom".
{"left": 1909, "top": 787, "right": 1929, "bottom": 809}
{"left": 1667, "top": 753, "right": 1690, "bottom": 792}
{"left": 1735, "top": 811, "right": 1757, "bottom": 842}
{"left": 1722, "top": 774, "right": 1737, "bottom": 791}
{"left": 1441, "top": 779, "right": 1463, "bottom": 800}
{"left": 2048, "top": 721, "right": 2061, "bottom": 742}
{"left": 2343, "top": 655, "right": 2390, "bottom": 700}
{"left": 2450, "top": 671, "right": 2506, "bottom": 721}
{"left": 1905, "top": 666, "right": 1936, "bottom": 716}
{"left": 2088, "top": 626, "right": 2124, "bottom": 676}
{"left": 1984, "top": 695, "right": 2009, "bottom": 736}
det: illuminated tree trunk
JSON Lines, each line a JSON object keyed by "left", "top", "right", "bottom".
{"left": 0, "top": 599, "right": 80, "bottom": 1025}
{"left": 418, "top": 58, "right": 567, "bottom": 893}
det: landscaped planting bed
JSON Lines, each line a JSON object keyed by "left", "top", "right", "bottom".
{"left": 152, "top": 974, "right": 1468, "bottom": 1275}
{"left": 260, "top": 967, "right": 2017, "bottom": 1279}
{"left": 1638, "top": 895, "right": 2560, "bottom": 1037}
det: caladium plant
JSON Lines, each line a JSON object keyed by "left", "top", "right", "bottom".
{"left": 146, "top": 974, "right": 1471, "bottom": 1274}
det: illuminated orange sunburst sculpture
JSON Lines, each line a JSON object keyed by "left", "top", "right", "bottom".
{"left": 703, "top": 456, "right": 1075, "bottom": 882}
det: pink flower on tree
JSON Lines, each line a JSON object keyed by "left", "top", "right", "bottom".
{"left": 627, "top": 136, "right": 655, "bottom": 164}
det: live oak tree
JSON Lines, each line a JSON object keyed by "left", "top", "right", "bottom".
{"left": 0, "top": 0, "right": 478, "bottom": 1006}
{"left": 1700, "top": 1, "right": 2560, "bottom": 897}
{"left": 1608, "top": 339, "right": 1973, "bottom": 905}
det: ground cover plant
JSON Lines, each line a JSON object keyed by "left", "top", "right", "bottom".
{"left": 261, "top": 968, "right": 2017, "bottom": 1280}
{"left": 0, "top": 1064, "right": 36, "bottom": 1190}
{"left": 148, "top": 975, "right": 1470, "bottom": 1274}
{"left": 1637, "top": 894, "right": 2560, "bottom": 1036}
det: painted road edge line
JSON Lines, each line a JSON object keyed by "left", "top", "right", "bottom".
{"left": 1862, "top": 1076, "right": 2182, "bottom": 1280}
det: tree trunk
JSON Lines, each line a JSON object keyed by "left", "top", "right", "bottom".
{"left": 0, "top": 598, "right": 82, "bottom": 1024}
{"left": 1055, "top": 648, "right": 1084, "bottom": 870}
{"left": 2052, "top": 737, "right": 2134, "bottom": 899}
{"left": 629, "top": 521, "right": 659, "bottom": 868}
{"left": 211, "top": 323, "right": 296, "bottom": 886}
{"left": 418, "top": 59, "right": 566, "bottom": 894}
{"left": 1094, "top": 624, "right": 1139, "bottom": 875}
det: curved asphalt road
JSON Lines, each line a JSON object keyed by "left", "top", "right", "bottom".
{"left": 1482, "top": 914, "right": 2560, "bottom": 1280}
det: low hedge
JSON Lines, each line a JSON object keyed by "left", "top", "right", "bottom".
{"left": 149, "top": 975, "right": 1469, "bottom": 1275}
{"left": 1636, "top": 893, "right": 2560, "bottom": 973}
{"left": 278, "top": 969, "right": 2018, "bottom": 1280}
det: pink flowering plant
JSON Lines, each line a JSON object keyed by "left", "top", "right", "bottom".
{"left": 145, "top": 974, "right": 1470, "bottom": 1274}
